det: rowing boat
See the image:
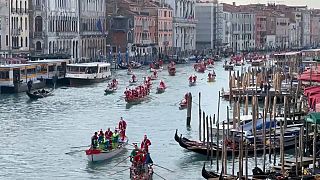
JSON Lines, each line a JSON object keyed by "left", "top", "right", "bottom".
{"left": 156, "top": 86, "right": 166, "bottom": 94}
{"left": 86, "top": 137, "right": 128, "bottom": 162}
{"left": 26, "top": 89, "right": 54, "bottom": 100}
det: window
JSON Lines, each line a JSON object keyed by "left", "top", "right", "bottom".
{"left": 20, "top": 17, "right": 22, "bottom": 29}
{"left": 0, "top": 35, "right": 1, "bottom": 49}
{"left": 6, "top": 35, "right": 8, "bottom": 46}
{"left": 25, "top": 1, "right": 27, "bottom": 13}
{"left": 25, "top": 37, "right": 27, "bottom": 47}
{"left": 20, "top": 37, "right": 23, "bottom": 47}
{"left": 25, "top": 17, "right": 27, "bottom": 30}
{"left": 164, "top": 11, "right": 167, "bottom": 17}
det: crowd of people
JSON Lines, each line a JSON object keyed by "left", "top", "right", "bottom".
{"left": 91, "top": 117, "right": 127, "bottom": 150}
{"left": 130, "top": 135, "right": 153, "bottom": 180}
{"left": 124, "top": 82, "right": 151, "bottom": 101}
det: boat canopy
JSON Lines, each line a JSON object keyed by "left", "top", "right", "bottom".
{"left": 240, "top": 118, "right": 276, "bottom": 132}
{"left": 67, "top": 62, "right": 110, "bottom": 67}
{"left": 305, "top": 112, "right": 320, "bottom": 124}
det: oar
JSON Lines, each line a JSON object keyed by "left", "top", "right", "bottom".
{"left": 110, "top": 156, "right": 130, "bottom": 170}
{"left": 65, "top": 149, "right": 86, "bottom": 155}
{"left": 154, "top": 172, "right": 166, "bottom": 180}
{"left": 107, "top": 167, "right": 131, "bottom": 176}
{"left": 153, "top": 164, "right": 174, "bottom": 172}
{"left": 71, "top": 145, "right": 90, "bottom": 149}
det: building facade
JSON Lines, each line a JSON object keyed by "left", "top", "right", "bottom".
{"left": 133, "top": 12, "right": 157, "bottom": 56}
{"left": 195, "top": 1, "right": 217, "bottom": 50}
{"left": 0, "top": 0, "right": 9, "bottom": 58}
{"left": 165, "top": 0, "right": 197, "bottom": 53}
{"left": 79, "top": 0, "right": 107, "bottom": 61}
{"left": 230, "top": 12, "right": 255, "bottom": 52}
{"left": 10, "top": 0, "right": 29, "bottom": 56}
{"left": 310, "top": 14, "right": 320, "bottom": 47}
{"left": 255, "top": 14, "right": 267, "bottom": 49}
{"left": 30, "top": 0, "right": 80, "bottom": 59}
{"left": 156, "top": 6, "right": 173, "bottom": 55}
{"left": 275, "top": 15, "right": 289, "bottom": 49}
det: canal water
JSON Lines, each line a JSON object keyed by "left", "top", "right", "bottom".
{"left": 0, "top": 61, "right": 288, "bottom": 180}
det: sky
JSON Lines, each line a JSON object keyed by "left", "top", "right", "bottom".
{"left": 221, "top": 0, "right": 320, "bottom": 9}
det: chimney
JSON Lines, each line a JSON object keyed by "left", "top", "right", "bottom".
{"left": 232, "top": 2, "right": 236, "bottom": 6}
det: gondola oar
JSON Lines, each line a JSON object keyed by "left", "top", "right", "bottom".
{"left": 107, "top": 167, "right": 131, "bottom": 176}
{"left": 110, "top": 156, "right": 130, "bottom": 170}
{"left": 154, "top": 172, "right": 166, "bottom": 180}
{"left": 153, "top": 164, "right": 174, "bottom": 172}
{"left": 71, "top": 145, "right": 90, "bottom": 149}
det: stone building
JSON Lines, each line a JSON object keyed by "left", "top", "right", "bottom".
{"left": 10, "top": 0, "right": 29, "bottom": 57}
{"left": 165, "top": 0, "right": 197, "bottom": 52}
{"left": 29, "top": 0, "right": 80, "bottom": 59}
{"left": 0, "top": 0, "right": 10, "bottom": 58}
{"left": 79, "top": 0, "right": 107, "bottom": 61}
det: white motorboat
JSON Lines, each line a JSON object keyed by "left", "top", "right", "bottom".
{"left": 85, "top": 138, "right": 128, "bottom": 162}
{"left": 66, "top": 62, "right": 111, "bottom": 85}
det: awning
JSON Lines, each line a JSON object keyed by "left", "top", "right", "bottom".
{"left": 305, "top": 112, "right": 320, "bottom": 124}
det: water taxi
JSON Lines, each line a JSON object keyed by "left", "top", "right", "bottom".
{"left": 0, "top": 64, "right": 45, "bottom": 93}
{"left": 66, "top": 62, "right": 111, "bottom": 85}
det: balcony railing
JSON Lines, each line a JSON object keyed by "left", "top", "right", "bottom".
{"left": 11, "top": 29, "right": 21, "bottom": 36}
{"left": 34, "top": 32, "right": 43, "bottom": 38}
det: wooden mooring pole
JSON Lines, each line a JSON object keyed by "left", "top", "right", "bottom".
{"left": 199, "top": 92, "right": 201, "bottom": 141}
{"left": 186, "top": 92, "right": 192, "bottom": 126}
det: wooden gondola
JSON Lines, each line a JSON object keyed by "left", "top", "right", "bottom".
{"left": 174, "top": 130, "right": 296, "bottom": 157}
{"left": 26, "top": 89, "right": 53, "bottom": 100}
{"left": 202, "top": 163, "right": 219, "bottom": 179}
{"left": 168, "top": 66, "right": 176, "bottom": 76}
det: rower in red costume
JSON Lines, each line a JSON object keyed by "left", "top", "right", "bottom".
{"left": 159, "top": 59, "right": 163, "bottom": 66}
{"left": 141, "top": 135, "right": 151, "bottom": 153}
{"left": 192, "top": 75, "right": 197, "bottom": 82}
{"left": 159, "top": 80, "right": 166, "bottom": 88}
{"left": 118, "top": 117, "right": 127, "bottom": 141}
{"left": 105, "top": 128, "right": 113, "bottom": 140}
{"left": 189, "top": 75, "right": 193, "bottom": 82}
{"left": 132, "top": 74, "right": 136, "bottom": 82}
{"left": 153, "top": 70, "right": 157, "bottom": 77}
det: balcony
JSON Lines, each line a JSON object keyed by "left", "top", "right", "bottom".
{"left": 34, "top": 32, "right": 43, "bottom": 38}
{"left": 11, "top": 29, "right": 21, "bottom": 36}
{"left": 142, "top": 40, "right": 151, "bottom": 44}
{"left": 35, "top": 5, "right": 42, "bottom": 11}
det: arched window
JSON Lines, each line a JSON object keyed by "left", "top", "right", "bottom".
{"left": 36, "top": 41, "right": 42, "bottom": 51}
{"left": 25, "top": 37, "right": 27, "bottom": 47}
{"left": 20, "top": 37, "right": 23, "bottom": 47}
{"left": 25, "top": 1, "right": 27, "bottom": 13}
{"left": 35, "top": 16, "right": 42, "bottom": 32}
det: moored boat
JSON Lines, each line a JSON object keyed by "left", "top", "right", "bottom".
{"left": 86, "top": 137, "right": 128, "bottom": 162}
{"left": 26, "top": 89, "right": 53, "bottom": 99}
{"left": 174, "top": 129, "right": 297, "bottom": 157}
{"left": 118, "top": 62, "right": 142, "bottom": 69}
{"left": 66, "top": 62, "right": 111, "bottom": 86}
{"left": 202, "top": 163, "right": 220, "bottom": 179}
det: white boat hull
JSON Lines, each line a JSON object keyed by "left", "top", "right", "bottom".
{"left": 87, "top": 146, "right": 126, "bottom": 162}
